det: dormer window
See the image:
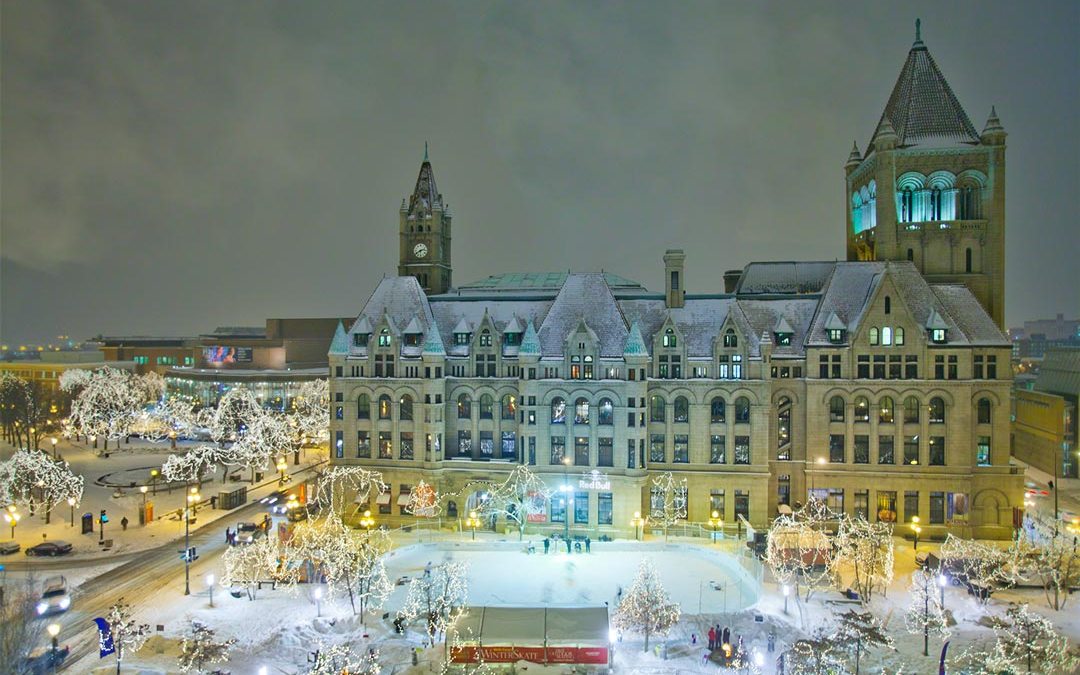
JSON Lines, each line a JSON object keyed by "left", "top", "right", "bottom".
{"left": 454, "top": 332, "right": 471, "bottom": 346}
{"left": 931, "top": 328, "right": 947, "bottom": 344}
{"left": 404, "top": 334, "right": 420, "bottom": 347}
{"left": 504, "top": 332, "right": 521, "bottom": 346}
{"left": 479, "top": 330, "right": 492, "bottom": 347}
{"left": 827, "top": 328, "right": 845, "bottom": 343}
{"left": 378, "top": 329, "right": 392, "bottom": 347}
{"left": 774, "top": 332, "right": 792, "bottom": 346}
{"left": 662, "top": 328, "right": 677, "bottom": 348}
{"left": 353, "top": 333, "right": 369, "bottom": 347}
{"left": 722, "top": 329, "right": 738, "bottom": 348}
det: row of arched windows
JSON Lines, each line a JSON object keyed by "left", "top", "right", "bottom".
{"left": 647, "top": 395, "right": 750, "bottom": 424}
{"left": 868, "top": 326, "right": 905, "bottom": 346}
{"left": 827, "top": 395, "right": 974, "bottom": 425}
{"left": 456, "top": 393, "right": 517, "bottom": 420}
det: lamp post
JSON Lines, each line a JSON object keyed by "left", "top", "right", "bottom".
{"left": 708, "top": 510, "right": 723, "bottom": 544}
{"left": 149, "top": 469, "right": 160, "bottom": 495}
{"left": 359, "top": 510, "right": 374, "bottom": 531}
{"left": 4, "top": 506, "right": 20, "bottom": 539}
{"left": 782, "top": 583, "right": 790, "bottom": 614}
{"left": 313, "top": 587, "right": 323, "bottom": 617}
{"left": 938, "top": 572, "right": 947, "bottom": 608}
{"left": 206, "top": 573, "right": 215, "bottom": 607}
{"left": 812, "top": 457, "right": 826, "bottom": 497}
{"left": 466, "top": 511, "right": 480, "bottom": 540}
{"left": 911, "top": 516, "right": 921, "bottom": 551}
{"left": 47, "top": 622, "right": 60, "bottom": 672}
{"left": 630, "top": 511, "right": 645, "bottom": 541}
{"left": 277, "top": 457, "right": 288, "bottom": 485}
{"left": 184, "top": 487, "right": 201, "bottom": 595}
{"left": 67, "top": 497, "right": 75, "bottom": 527}
{"left": 562, "top": 456, "right": 572, "bottom": 539}
{"left": 140, "top": 485, "right": 148, "bottom": 508}
{"left": 50, "top": 437, "right": 58, "bottom": 460}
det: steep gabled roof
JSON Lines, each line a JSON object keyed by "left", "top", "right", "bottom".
{"left": 538, "top": 273, "right": 629, "bottom": 358}
{"left": 867, "top": 23, "right": 980, "bottom": 152}
{"left": 519, "top": 321, "right": 541, "bottom": 356}
{"left": 624, "top": 321, "right": 648, "bottom": 357}
{"left": 422, "top": 321, "right": 446, "bottom": 356}
{"left": 328, "top": 321, "right": 348, "bottom": 355}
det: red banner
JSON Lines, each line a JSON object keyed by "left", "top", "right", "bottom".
{"left": 451, "top": 645, "right": 608, "bottom": 665}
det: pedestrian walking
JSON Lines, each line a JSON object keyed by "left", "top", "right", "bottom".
{"left": 424, "top": 561, "right": 432, "bottom": 577}
{"left": 120, "top": 516, "right": 129, "bottom": 531}
{"left": 616, "top": 585, "right": 623, "bottom": 602}
{"left": 585, "top": 536, "right": 591, "bottom": 553}
{"left": 225, "top": 528, "right": 231, "bottom": 544}
{"left": 543, "top": 537, "right": 550, "bottom": 554}
{"left": 565, "top": 538, "right": 571, "bottom": 554}
{"left": 708, "top": 626, "right": 717, "bottom": 650}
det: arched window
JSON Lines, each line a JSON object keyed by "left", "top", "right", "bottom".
{"left": 378, "top": 394, "right": 392, "bottom": 420}
{"left": 777, "top": 397, "right": 791, "bottom": 458}
{"left": 674, "top": 396, "right": 689, "bottom": 423}
{"left": 551, "top": 397, "right": 566, "bottom": 424}
{"left": 479, "top": 394, "right": 494, "bottom": 419}
{"left": 885, "top": 296, "right": 891, "bottom": 314}
{"left": 501, "top": 394, "right": 517, "bottom": 420}
{"left": 895, "top": 327, "right": 905, "bottom": 346}
{"left": 882, "top": 326, "right": 893, "bottom": 346}
{"left": 710, "top": 397, "right": 726, "bottom": 423}
{"left": 735, "top": 397, "right": 750, "bottom": 423}
{"left": 457, "top": 393, "right": 472, "bottom": 419}
{"left": 663, "top": 328, "right": 677, "bottom": 348}
{"left": 829, "top": 396, "right": 845, "bottom": 422}
{"left": 929, "top": 397, "right": 945, "bottom": 424}
{"left": 598, "top": 398, "right": 614, "bottom": 425}
{"left": 854, "top": 396, "right": 869, "bottom": 422}
{"left": 650, "top": 395, "right": 666, "bottom": 423}
{"left": 378, "top": 328, "right": 392, "bottom": 347}
{"left": 879, "top": 396, "right": 894, "bottom": 424}
{"left": 357, "top": 393, "right": 370, "bottom": 420}
{"left": 574, "top": 397, "right": 590, "bottom": 425}
{"left": 723, "top": 329, "right": 738, "bottom": 348}
{"left": 869, "top": 327, "right": 879, "bottom": 345}
{"left": 479, "top": 329, "right": 492, "bottom": 347}
{"left": 977, "top": 398, "right": 992, "bottom": 425}
{"left": 965, "top": 248, "right": 973, "bottom": 273}
{"left": 904, "top": 396, "right": 920, "bottom": 424}
{"left": 399, "top": 394, "right": 413, "bottom": 421}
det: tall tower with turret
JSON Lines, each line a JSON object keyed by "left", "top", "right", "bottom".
{"left": 845, "top": 20, "right": 1006, "bottom": 329}
{"left": 399, "top": 145, "right": 453, "bottom": 294}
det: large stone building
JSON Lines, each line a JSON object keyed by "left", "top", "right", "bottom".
{"left": 844, "top": 21, "right": 1007, "bottom": 330}
{"left": 328, "top": 25, "right": 1023, "bottom": 540}
{"left": 1012, "top": 347, "right": 1079, "bottom": 480}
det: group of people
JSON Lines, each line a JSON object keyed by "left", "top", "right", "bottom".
{"left": 540, "top": 534, "right": 591, "bottom": 554}
{"left": 702, "top": 625, "right": 753, "bottom": 667}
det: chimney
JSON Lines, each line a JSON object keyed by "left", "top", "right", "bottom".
{"left": 723, "top": 269, "right": 743, "bottom": 294}
{"left": 664, "top": 250, "right": 685, "bottom": 309}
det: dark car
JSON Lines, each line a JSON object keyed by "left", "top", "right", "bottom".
{"left": 26, "top": 541, "right": 73, "bottom": 557}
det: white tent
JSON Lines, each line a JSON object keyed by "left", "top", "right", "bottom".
{"left": 449, "top": 606, "right": 610, "bottom": 667}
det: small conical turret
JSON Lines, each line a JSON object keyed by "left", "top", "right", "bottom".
{"left": 873, "top": 118, "right": 898, "bottom": 151}
{"left": 845, "top": 141, "right": 862, "bottom": 172}
{"left": 981, "top": 106, "right": 1006, "bottom": 145}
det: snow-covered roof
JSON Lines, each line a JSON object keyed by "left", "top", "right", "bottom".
{"left": 623, "top": 321, "right": 648, "bottom": 356}
{"left": 422, "top": 322, "right": 446, "bottom": 356}
{"left": 736, "top": 262, "right": 834, "bottom": 295}
{"left": 327, "top": 321, "right": 348, "bottom": 355}
{"left": 519, "top": 321, "right": 541, "bottom": 356}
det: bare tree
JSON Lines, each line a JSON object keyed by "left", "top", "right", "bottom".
{"left": 648, "top": 471, "right": 687, "bottom": 541}
{"left": 612, "top": 558, "right": 681, "bottom": 652}
{"left": 467, "top": 467, "right": 551, "bottom": 540}
{"left": 398, "top": 560, "right": 469, "bottom": 647}
{"left": 834, "top": 514, "right": 894, "bottom": 602}
{"left": 0, "top": 577, "right": 45, "bottom": 669}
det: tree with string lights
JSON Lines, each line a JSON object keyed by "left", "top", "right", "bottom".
{"left": 612, "top": 557, "right": 681, "bottom": 652}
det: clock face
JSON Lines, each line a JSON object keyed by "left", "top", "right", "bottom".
{"left": 413, "top": 242, "right": 428, "bottom": 259}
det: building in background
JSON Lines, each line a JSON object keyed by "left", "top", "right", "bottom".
{"left": 0, "top": 350, "right": 136, "bottom": 417}
{"left": 844, "top": 21, "right": 1007, "bottom": 330}
{"left": 1013, "top": 347, "right": 1079, "bottom": 480}
{"left": 97, "top": 336, "right": 199, "bottom": 375}
{"left": 165, "top": 318, "right": 349, "bottom": 408}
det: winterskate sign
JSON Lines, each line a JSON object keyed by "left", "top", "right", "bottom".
{"left": 578, "top": 470, "right": 610, "bottom": 491}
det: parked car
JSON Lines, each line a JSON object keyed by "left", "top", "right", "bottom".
{"left": 234, "top": 522, "right": 262, "bottom": 545}
{"left": 25, "top": 541, "right": 73, "bottom": 557}
{"left": 0, "top": 540, "right": 21, "bottom": 555}
{"left": 286, "top": 505, "right": 309, "bottom": 523}
{"left": 36, "top": 576, "right": 71, "bottom": 616}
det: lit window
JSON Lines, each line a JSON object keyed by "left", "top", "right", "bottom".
{"left": 662, "top": 328, "right": 677, "bottom": 348}
{"left": 378, "top": 329, "right": 392, "bottom": 347}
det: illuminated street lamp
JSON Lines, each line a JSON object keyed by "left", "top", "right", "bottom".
{"left": 3, "top": 505, "right": 20, "bottom": 539}
{"left": 206, "top": 573, "right": 216, "bottom": 608}
{"left": 149, "top": 469, "right": 160, "bottom": 495}
{"left": 359, "top": 510, "right": 375, "bottom": 531}
{"left": 562, "top": 456, "right": 572, "bottom": 539}
{"left": 811, "top": 456, "right": 826, "bottom": 495}
{"left": 911, "top": 516, "right": 922, "bottom": 551}
{"left": 184, "top": 487, "right": 201, "bottom": 595}
{"left": 50, "top": 437, "right": 58, "bottom": 459}
{"left": 276, "top": 457, "right": 288, "bottom": 485}
{"left": 47, "top": 622, "right": 61, "bottom": 669}
{"left": 313, "top": 586, "right": 323, "bottom": 617}
{"left": 938, "top": 572, "right": 948, "bottom": 607}
{"left": 782, "top": 584, "right": 791, "bottom": 614}
{"left": 466, "top": 510, "right": 480, "bottom": 540}
{"left": 67, "top": 497, "right": 76, "bottom": 527}
{"left": 630, "top": 511, "right": 645, "bottom": 541}
{"left": 708, "top": 510, "right": 724, "bottom": 543}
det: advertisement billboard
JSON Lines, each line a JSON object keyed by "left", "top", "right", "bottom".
{"left": 203, "top": 346, "right": 253, "bottom": 364}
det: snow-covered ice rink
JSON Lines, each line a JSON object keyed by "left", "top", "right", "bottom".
{"left": 382, "top": 541, "right": 761, "bottom": 612}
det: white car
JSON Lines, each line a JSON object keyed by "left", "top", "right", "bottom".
{"left": 37, "top": 576, "right": 71, "bottom": 616}
{"left": 234, "top": 522, "right": 262, "bottom": 545}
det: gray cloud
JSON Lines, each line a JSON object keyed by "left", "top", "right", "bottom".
{"left": 2, "top": 0, "right": 1077, "bottom": 343}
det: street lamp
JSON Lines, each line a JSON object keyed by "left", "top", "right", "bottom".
{"left": 184, "top": 487, "right": 201, "bottom": 595}
{"left": 276, "top": 457, "right": 288, "bottom": 485}
{"left": 466, "top": 510, "right": 480, "bottom": 540}
{"left": 149, "top": 469, "right": 160, "bottom": 495}
{"left": 359, "top": 510, "right": 375, "bottom": 531}
{"left": 937, "top": 572, "right": 947, "bottom": 608}
{"left": 313, "top": 586, "right": 323, "bottom": 617}
{"left": 812, "top": 457, "right": 826, "bottom": 496}
{"left": 47, "top": 622, "right": 60, "bottom": 669}
{"left": 562, "top": 456, "right": 572, "bottom": 540}
{"left": 3, "top": 506, "right": 20, "bottom": 539}
{"left": 630, "top": 511, "right": 645, "bottom": 541}
{"left": 911, "top": 516, "right": 921, "bottom": 551}
{"left": 708, "top": 510, "right": 723, "bottom": 544}
{"left": 50, "top": 437, "right": 58, "bottom": 459}
{"left": 206, "top": 573, "right": 216, "bottom": 608}
{"left": 782, "top": 584, "right": 791, "bottom": 614}
{"left": 67, "top": 497, "right": 76, "bottom": 527}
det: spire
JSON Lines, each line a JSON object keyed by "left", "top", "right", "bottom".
{"left": 519, "top": 321, "right": 541, "bottom": 356}
{"left": 845, "top": 140, "right": 862, "bottom": 168}
{"left": 623, "top": 321, "right": 648, "bottom": 357}
{"left": 406, "top": 150, "right": 442, "bottom": 220}
{"left": 866, "top": 24, "right": 979, "bottom": 153}
{"left": 424, "top": 140, "right": 429, "bottom": 162}
{"left": 981, "top": 106, "right": 1006, "bottom": 144}
{"left": 328, "top": 321, "right": 348, "bottom": 355}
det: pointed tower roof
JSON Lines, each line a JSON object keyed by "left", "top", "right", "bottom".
{"left": 624, "top": 321, "right": 648, "bottom": 357}
{"left": 503, "top": 314, "right": 524, "bottom": 334}
{"left": 422, "top": 321, "right": 446, "bottom": 356}
{"left": 867, "top": 19, "right": 980, "bottom": 153}
{"left": 519, "top": 321, "right": 541, "bottom": 356}
{"left": 328, "top": 321, "right": 348, "bottom": 355}
{"left": 406, "top": 148, "right": 443, "bottom": 219}
{"left": 845, "top": 141, "right": 862, "bottom": 168}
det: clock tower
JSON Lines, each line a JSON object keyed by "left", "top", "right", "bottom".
{"left": 398, "top": 144, "right": 452, "bottom": 294}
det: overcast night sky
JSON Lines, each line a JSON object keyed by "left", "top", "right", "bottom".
{"left": 1, "top": 1, "right": 1077, "bottom": 344}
